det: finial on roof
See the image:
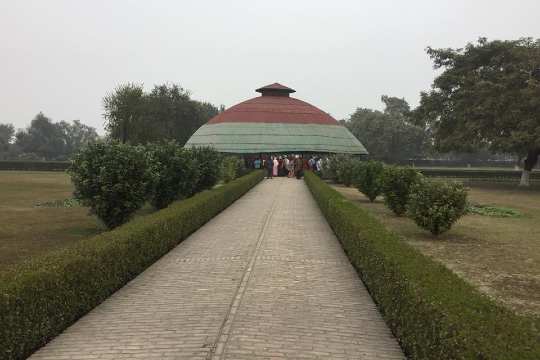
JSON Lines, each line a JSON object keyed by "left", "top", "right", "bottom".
{"left": 256, "top": 83, "right": 296, "bottom": 97}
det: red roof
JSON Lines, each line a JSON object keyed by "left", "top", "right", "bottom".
{"left": 208, "top": 84, "right": 339, "bottom": 125}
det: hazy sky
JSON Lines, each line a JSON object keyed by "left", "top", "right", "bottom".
{"left": 1, "top": 0, "right": 538, "bottom": 134}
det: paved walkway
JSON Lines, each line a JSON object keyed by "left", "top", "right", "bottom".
{"left": 30, "top": 178, "right": 404, "bottom": 360}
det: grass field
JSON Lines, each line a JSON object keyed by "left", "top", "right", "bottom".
{"left": 0, "top": 171, "right": 104, "bottom": 270}
{"left": 333, "top": 182, "right": 540, "bottom": 316}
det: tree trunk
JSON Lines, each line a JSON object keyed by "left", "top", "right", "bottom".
{"left": 520, "top": 148, "right": 540, "bottom": 186}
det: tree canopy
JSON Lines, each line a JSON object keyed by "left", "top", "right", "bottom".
{"left": 413, "top": 37, "right": 540, "bottom": 183}
{"left": 345, "top": 96, "right": 429, "bottom": 161}
{"left": 0, "top": 113, "right": 98, "bottom": 160}
{"left": 0, "top": 124, "right": 14, "bottom": 154}
{"left": 103, "top": 83, "right": 220, "bottom": 145}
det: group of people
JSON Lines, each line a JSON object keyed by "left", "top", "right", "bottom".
{"left": 250, "top": 155, "right": 323, "bottom": 179}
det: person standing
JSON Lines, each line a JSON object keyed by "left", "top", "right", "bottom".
{"left": 266, "top": 156, "right": 274, "bottom": 179}
{"left": 287, "top": 155, "right": 294, "bottom": 177}
{"left": 273, "top": 156, "right": 279, "bottom": 177}
{"left": 294, "top": 155, "right": 303, "bottom": 179}
{"left": 283, "top": 156, "right": 289, "bottom": 177}
{"left": 308, "top": 156, "right": 315, "bottom": 170}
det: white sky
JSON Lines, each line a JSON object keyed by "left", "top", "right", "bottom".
{"left": 1, "top": 0, "right": 538, "bottom": 134}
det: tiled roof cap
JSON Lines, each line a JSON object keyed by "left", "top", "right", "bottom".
{"left": 255, "top": 83, "right": 296, "bottom": 96}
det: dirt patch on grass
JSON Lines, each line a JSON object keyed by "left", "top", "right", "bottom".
{"left": 333, "top": 183, "right": 540, "bottom": 316}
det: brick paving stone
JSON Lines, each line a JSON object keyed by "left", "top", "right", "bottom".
{"left": 29, "top": 178, "right": 404, "bottom": 360}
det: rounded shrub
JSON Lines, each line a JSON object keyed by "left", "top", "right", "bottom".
{"left": 68, "top": 141, "right": 153, "bottom": 229}
{"left": 146, "top": 142, "right": 200, "bottom": 209}
{"left": 408, "top": 179, "right": 468, "bottom": 235}
{"left": 353, "top": 160, "right": 384, "bottom": 202}
{"left": 192, "top": 147, "right": 222, "bottom": 192}
{"left": 382, "top": 166, "right": 423, "bottom": 216}
{"left": 335, "top": 156, "right": 359, "bottom": 187}
{"left": 321, "top": 155, "right": 339, "bottom": 181}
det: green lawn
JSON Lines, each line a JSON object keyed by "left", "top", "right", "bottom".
{"left": 333, "top": 182, "right": 540, "bottom": 316}
{"left": 0, "top": 171, "right": 104, "bottom": 269}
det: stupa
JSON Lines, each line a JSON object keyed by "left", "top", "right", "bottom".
{"left": 185, "top": 83, "right": 367, "bottom": 154}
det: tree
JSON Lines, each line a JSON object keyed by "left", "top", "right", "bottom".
{"left": 15, "top": 112, "right": 65, "bottom": 160}
{"left": 0, "top": 123, "right": 14, "bottom": 157}
{"left": 145, "top": 84, "right": 219, "bottom": 145}
{"left": 103, "top": 83, "right": 220, "bottom": 145}
{"left": 381, "top": 95, "right": 410, "bottom": 118}
{"left": 346, "top": 97, "right": 429, "bottom": 161}
{"left": 414, "top": 37, "right": 540, "bottom": 186}
{"left": 58, "top": 120, "right": 99, "bottom": 156}
{"left": 103, "top": 83, "right": 146, "bottom": 144}
{"left": 13, "top": 114, "right": 99, "bottom": 160}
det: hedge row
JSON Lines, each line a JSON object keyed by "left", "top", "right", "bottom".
{"left": 381, "top": 159, "right": 517, "bottom": 168}
{"left": 0, "top": 160, "right": 70, "bottom": 171}
{"left": 417, "top": 168, "right": 540, "bottom": 181}
{"left": 304, "top": 171, "right": 540, "bottom": 359}
{"left": 0, "top": 170, "right": 264, "bottom": 360}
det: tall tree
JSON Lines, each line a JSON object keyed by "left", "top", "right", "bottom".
{"left": 0, "top": 123, "right": 14, "bottom": 154}
{"left": 346, "top": 97, "right": 429, "bottom": 161}
{"left": 414, "top": 37, "right": 540, "bottom": 185}
{"left": 15, "top": 113, "right": 65, "bottom": 160}
{"left": 381, "top": 95, "right": 410, "bottom": 118}
{"left": 103, "top": 83, "right": 146, "bottom": 144}
{"left": 58, "top": 120, "right": 99, "bottom": 155}
{"left": 103, "top": 83, "right": 219, "bottom": 145}
{"left": 13, "top": 114, "right": 98, "bottom": 160}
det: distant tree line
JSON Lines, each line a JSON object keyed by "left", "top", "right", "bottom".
{"left": 0, "top": 113, "right": 99, "bottom": 161}
{"left": 342, "top": 95, "right": 512, "bottom": 164}
{"left": 344, "top": 95, "right": 431, "bottom": 162}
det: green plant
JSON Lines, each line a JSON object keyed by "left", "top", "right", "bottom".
{"left": 353, "top": 160, "right": 385, "bottom": 202}
{"left": 407, "top": 179, "right": 468, "bottom": 235}
{"left": 221, "top": 156, "right": 242, "bottom": 183}
{"left": 192, "top": 147, "right": 221, "bottom": 192}
{"left": 466, "top": 203, "right": 522, "bottom": 218}
{"left": 335, "top": 156, "right": 359, "bottom": 186}
{"left": 382, "top": 166, "right": 422, "bottom": 216}
{"left": 68, "top": 141, "right": 153, "bottom": 229}
{"left": 0, "top": 170, "right": 264, "bottom": 360}
{"left": 146, "top": 142, "right": 199, "bottom": 209}
{"left": 34, "top": 198, "right": 80, "bottom": 208}
{"left": 321, "top": 155, "right": 338, "bottom": 181}
{"left": 304, "top": 172, "right": 540, "bottom": 359}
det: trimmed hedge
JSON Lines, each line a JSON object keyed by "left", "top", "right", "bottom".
{"left": 304, "top": 171, "right": 540, "bottom": 359}
{"left": 0, "top": 160, "right": 70, "bottom": 171}
{"left": 418, "top": 168, "right": 540, "bottom": 181}
{"left": 0, "top": 170, "right": 264, "bottom": 360}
